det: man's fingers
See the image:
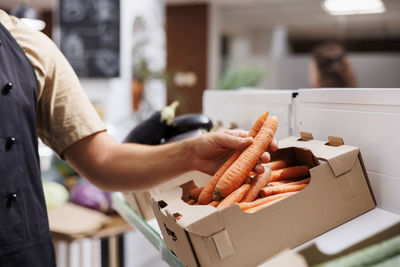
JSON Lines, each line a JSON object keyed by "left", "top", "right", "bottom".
{"left": 215, "top": 132, "right": 252, "bottom": 149}
{"left": 253, "top": 164, "right": 265, "bottom": 174}
{"left": 222, "top": 129, "right": 249, "bottom": 138}
{"left": 270, "top": 138, "right": 278, "bottom": 152}
{"left": 260, "top": 152, "right": 271, "bottom": 163}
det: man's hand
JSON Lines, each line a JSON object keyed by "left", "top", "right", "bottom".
{"left": 63, "top": 129, "right": 277, "bottom": 192}
{"left": 189, "top": 129, "right": 278, "bottom": 175}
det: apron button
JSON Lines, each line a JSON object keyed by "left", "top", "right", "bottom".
{"left": 2, "top": 82, "right": 13, "bottom": 95}
{"left": 6, "top": 193, "right": 17, "bottom": 208}
{"left": 5, "top": 136, "right": 16, "bottom": 151}
{"left": 8, "top": 193, "right": 17, "bottom": 201}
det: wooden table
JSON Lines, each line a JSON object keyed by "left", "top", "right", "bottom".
{"left": 49, "top": 203, "right": 133, "bottom": 267}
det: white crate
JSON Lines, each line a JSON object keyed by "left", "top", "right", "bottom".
{"left": 203, "top": 89, "right": 296, "bottom": 140}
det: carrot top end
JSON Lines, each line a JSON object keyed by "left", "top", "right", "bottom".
{"left": 212, "top": 191, "right": 223, "bottom": 201}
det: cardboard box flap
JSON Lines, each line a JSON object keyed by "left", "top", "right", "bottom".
{"left": 212, "top": 230, "right": 235, "bottom": 259}
{"left": 185, "top": 212, "right": 225, "bottom": 237}
{"left": 151, "top": 186, "right": 224, "bottom": 236}
{"left": 279, "top": 136, "right": 360, "bottom": 177}
{"left": 185, "top": 203, "right": 253, "bottom": 238}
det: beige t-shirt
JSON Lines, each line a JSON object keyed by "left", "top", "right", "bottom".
{"left": 0, "top": 10, "right": 106, "bottom": 156}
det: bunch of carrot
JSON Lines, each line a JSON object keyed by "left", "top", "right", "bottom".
{"left": 186, "top": 160, "right": 310, "bottom": 213}
{"left": 181, "top": 111, "right": 312, "bottom": 214}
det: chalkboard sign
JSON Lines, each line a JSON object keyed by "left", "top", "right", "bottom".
{"left": 59, "top": 0, "right": 120, "bottom": 78}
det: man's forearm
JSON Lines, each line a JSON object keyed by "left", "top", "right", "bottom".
{"left": 64, "top": 132, "right": 195, "bottom": 191}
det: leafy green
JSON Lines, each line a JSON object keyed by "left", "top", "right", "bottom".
{"left": 218, "top": 64, "right": 265, "bottom": 90}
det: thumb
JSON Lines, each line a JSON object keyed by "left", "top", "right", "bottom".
{"left": 215, "top": 133, "right": 253, "bottom": 149}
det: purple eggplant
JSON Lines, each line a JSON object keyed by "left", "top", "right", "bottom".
{"left": 123, "top": 101, "right": 213, "bottom": 145}
{"left": 164, "top": 114, "right": 213, "bottom": 140}
{"left": 123, "top": 101, "right": 179, "bottom": 145}
{"left": 70, "top": 181, "right": 112, "bottom": 213}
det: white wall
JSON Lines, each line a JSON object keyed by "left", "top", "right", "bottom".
{"left": 350, "top": 54, "right": 400, "bottom": 88}
{"left": 273, "top": 53, "right": 400, "bottom": 89}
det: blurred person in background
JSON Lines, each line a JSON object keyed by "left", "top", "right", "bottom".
{"left": 0, "top": 9, "right": 276, "bottom": 266}
{"left": 309, "top": 42, "right": 357, "bottom": 88}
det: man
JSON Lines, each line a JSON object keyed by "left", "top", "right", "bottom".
{"left": 0, "top": 9, "right": 276, "bottom": 266}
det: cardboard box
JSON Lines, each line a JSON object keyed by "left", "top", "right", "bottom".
{"left": 296, "top": 88, "right": 400, "bottom": 214}
{"left": 150, "top": 134, "right": 376, "bottom": 267}
{"left": 122, "top": 171, "right": 211, "bottom": 221}
{"left": 124, "top": 89, "right": 298, "bottom": 221}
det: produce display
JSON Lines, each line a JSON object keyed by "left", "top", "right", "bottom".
{"left": 42, "top": 180, "right": 69, "bottom": 209}
{"left": 314, "top": 234, "right": 400, "bottom": 267}
{"left": 124, "top": 101, "right": 213, "bottom": 145}
{"left": 186, "top": 112, "right": 310, "bottom": 213}
{"left": 69, "top": 181, "right": 113, "bottom": 213}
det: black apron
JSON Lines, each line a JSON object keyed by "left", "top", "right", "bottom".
{"left": 0, "top": 23, "right": 56, "bottom": 266}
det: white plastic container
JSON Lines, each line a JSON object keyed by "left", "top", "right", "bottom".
{"left": 203, "top": 89, "right": 296, "bottom": 140}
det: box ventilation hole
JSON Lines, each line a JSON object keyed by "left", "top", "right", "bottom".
{"left": 164, "top": 223, "right": 178, "bottom": 242}
{"left": 158, "top": 200, "right": 168, "bottom": 209}
{"left": 173, "top": 213, "right": 183, "bottom": 220}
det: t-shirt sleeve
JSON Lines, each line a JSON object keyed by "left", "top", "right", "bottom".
{"left": 8, "top": 16, "right": 107, "bottom": 157}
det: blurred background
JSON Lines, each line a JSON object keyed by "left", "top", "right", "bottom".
{"left": 1, "top": 1, "right": 399, "bottom": 266}
{"left": 1, "top": 0, "right": 399, "bottom": 137}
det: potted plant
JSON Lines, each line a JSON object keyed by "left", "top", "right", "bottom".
{"left": 132, "top": 58, "right": 151, "bottom": 111}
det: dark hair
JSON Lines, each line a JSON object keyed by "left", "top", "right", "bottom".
{"left": 312, "top": 42, "right": 357, "bottom": 87}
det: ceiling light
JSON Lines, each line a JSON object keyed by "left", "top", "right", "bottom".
{"left": 11, "top": 1, "right": 46, "bottom": 31}
{"left": 322, "top": 0, "right": 386, "bottom": 16}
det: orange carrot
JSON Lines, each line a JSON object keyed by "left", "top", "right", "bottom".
{"left": 213, "top": 116, "right": 278, "bottom": 200}
{"left": 267, "top": 160, "right": 289, "bottom": 171}
{"left": 247, "top": 111, "right": 270, "bottom": 137}
{"left": 189, "top": 187, "right": 204, "bottom": 201}
{"left": 186, "top": 199, "right": 196, "bottom": 205}
{"left": 198, "top": 112, "right": 269, "bottom": 204}
{"left": 266, "top": 182, "right": 283, "bottom": 187}
{"left": 238, "top": 191, "right": 297, "bottom": 210}
{"left": 208, "top": 201, "right": 221, "bottom": 207}
{"left": 217, "top": 184, "right": 251, "bottom": 210}
{"left": 267, "top": 177, "right": 310, "bottom": 187}
{"left": 173, "top": 213, "right": 183, "bottom": 220}
{"left": 243, "top": 176, "right": 252, "bottom": 184}
{"left": 241, "top": 165, "right": 272, "bottom": 202}
{"left": 269, "top": 165, "right": 310, "bottom": 182}
{"left": 259, "top": 184, "right": 307, "bottom": 198}
{"left": 245, "top": 197, "right": 289, "bottom": 214}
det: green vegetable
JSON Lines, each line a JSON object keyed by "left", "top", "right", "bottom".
{"left": 314, "top": 234, "right": 400, "bottom": 267}
{"left": 218, "top": 64, "right": 265, "bottom": 90}
{"left": 371, "top": 253, "right": 400, "bottom": 267}
{"left": 42, "top": 180, "right": 69, "bottom": 209}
